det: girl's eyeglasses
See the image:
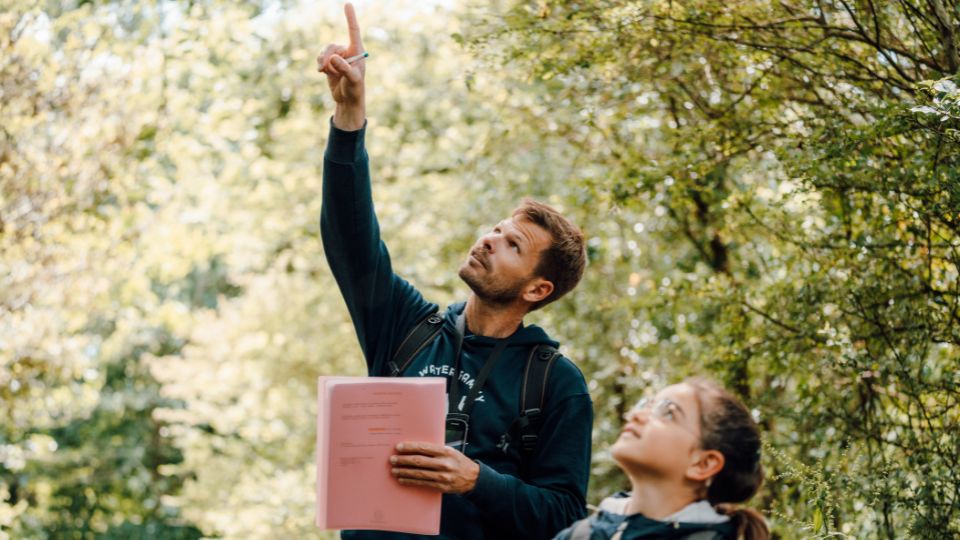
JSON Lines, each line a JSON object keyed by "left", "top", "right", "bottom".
{"left": 623, "top": 397, "right": 700, "bottom": 438}
{"left": 624, "top": 397, "right": 686, "bottom": 422}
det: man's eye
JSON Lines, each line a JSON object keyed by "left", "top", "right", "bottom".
{"left": 509, "top": 242, "right": 519, "bottom": 251}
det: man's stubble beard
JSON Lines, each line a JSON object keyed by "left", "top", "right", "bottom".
{"left": 457, "top": 263, "right": 526, "bottom": 306}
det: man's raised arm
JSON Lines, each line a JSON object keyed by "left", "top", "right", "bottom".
{"left": 317, "top": 4, "right": 436, "bottom": 374}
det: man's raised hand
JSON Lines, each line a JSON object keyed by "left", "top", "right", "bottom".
{"left": 317, "top": 3, "right": 365, "bottom": 130}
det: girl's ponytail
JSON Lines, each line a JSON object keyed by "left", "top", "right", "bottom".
{"left": 715, "top": 504, "right": 770, "bottom": 540}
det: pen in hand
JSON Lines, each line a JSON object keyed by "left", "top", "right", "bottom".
{"left": 344, "top": 51, "right": 369, "bottom": 64}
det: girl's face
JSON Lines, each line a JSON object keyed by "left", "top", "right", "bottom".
{"left": 611, "top": 383, "right": 708, "bottom": 481}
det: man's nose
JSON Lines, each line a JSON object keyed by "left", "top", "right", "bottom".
{"left": 482, "top": 235, "right": 494, "bottom": 252}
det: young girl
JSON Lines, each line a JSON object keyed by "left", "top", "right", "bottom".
{"left": 555, "top": 377, "right": 768, "bottom": 540}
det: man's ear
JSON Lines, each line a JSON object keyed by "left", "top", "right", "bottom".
{"left": 522, "top": 277, "right": 554, "bottom": 305}
{"left": 686, "top": 449, "right": 725, "bottom": 483}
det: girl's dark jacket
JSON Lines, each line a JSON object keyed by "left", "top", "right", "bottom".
{"left": 553, "top": 493, "right": 736, "bottom": 540}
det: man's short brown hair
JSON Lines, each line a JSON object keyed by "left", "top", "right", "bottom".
{"left": 512, "top": 198, "right": 586, "bottom": 311}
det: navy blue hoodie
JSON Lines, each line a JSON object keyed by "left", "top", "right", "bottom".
{"left": 321, "top": 121, "right": 593, "bottom": 540}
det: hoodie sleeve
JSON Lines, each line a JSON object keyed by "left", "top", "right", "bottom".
{"left": 320, "top": 120, "right": 436, "bottom": 375}
{"left": 465, "top": 357, "right": 594, "bottom": 538}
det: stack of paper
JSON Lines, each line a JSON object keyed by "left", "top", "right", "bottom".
{"left": 316, "top": 376, "right": 446, "bottom": 534}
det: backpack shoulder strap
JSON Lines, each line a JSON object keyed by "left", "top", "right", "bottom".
{"left": 516, "top": 344, "right": 560, "bottom": 453}
{"left": 386, "top": 309, "right": 445, "bottom": 376}
{"left": 568, "top": 517, "right": 593, "bottom": 540}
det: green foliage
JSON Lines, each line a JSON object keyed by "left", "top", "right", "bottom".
{"left": 461, "top": 0, "right": 960, "bottom": 537}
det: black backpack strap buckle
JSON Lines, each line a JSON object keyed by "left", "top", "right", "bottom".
{"left": 520, "top": 434, "right": 539, "bottom": 451}
{"left": 520, "top": 408, "right": 542, "bottom": 421}
{"left": 517, "top": 408, "right": 542, "bottom": 450}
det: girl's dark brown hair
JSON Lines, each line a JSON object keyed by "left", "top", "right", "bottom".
{"left": 685, "top": 377, "right": 770, "bottom": 540}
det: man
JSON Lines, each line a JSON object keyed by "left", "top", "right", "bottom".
{"left": 317, "top": 5, "right": 592, "bottom": 539}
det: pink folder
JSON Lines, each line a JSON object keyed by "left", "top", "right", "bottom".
{"left": 316, "top": 376, "right": 446, "bottom": 534}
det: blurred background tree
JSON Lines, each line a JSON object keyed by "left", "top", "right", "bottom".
{"left": 1, "top": 0, "right": 957, "bottom": 539}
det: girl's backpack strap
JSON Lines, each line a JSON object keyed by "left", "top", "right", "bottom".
{"left": 568, "top": 517, "right": 593, "bottom": 540}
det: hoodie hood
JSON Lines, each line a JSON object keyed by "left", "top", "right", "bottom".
{"left": 445, "top": 302, "right": 559, "bottom": 348}
{"left": 599, "top": 492, "right": 729, "bottom": 524}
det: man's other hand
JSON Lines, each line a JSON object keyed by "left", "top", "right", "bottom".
{"left": 390, "top": 442, "right": 481, "bottom": 494}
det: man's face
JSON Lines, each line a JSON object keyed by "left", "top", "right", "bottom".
{"left": 457, "top": 216, "right": 553, "bottom": 305}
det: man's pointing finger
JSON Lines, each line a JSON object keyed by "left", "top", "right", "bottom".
{"left": 344, "top": 3, "right": 363, "bottom": 51}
